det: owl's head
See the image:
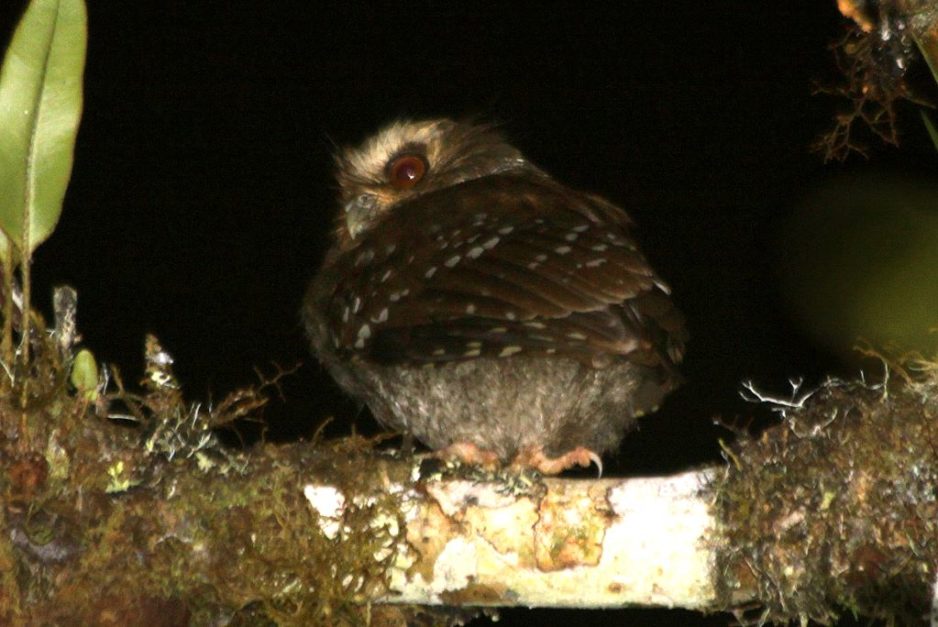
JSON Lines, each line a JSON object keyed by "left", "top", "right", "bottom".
{"left": 333, "top": 119, "right": 535, "bottom": 244}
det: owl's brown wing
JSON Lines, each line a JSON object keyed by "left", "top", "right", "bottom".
{"left": 326, "top": 173, "right": 685, "bottom": 368}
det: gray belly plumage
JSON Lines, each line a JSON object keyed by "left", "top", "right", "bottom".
{"left": 341, "top": 355, "right": 665, "bottom": 460}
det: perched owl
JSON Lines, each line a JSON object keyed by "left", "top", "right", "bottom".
{"left": 304, "top": 119, "right": 686, "bottom": 473}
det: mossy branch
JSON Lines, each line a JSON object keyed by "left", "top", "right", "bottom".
{"left": 0, "top": 320, "right": 936, "bottom": 626}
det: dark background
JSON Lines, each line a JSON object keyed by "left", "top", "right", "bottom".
{"left": 2, "top": 2, "right": 935, "bottom": 625}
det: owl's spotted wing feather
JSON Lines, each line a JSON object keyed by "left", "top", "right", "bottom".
{"left": 324, "top": 173, "right": 684, "bottom": 368}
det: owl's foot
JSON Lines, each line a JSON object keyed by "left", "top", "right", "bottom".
{"left": 511, "top": 446, "right": 603, "bottom": 476}
{"left": 435, "top": 441, "right": 500, "bottom": 469}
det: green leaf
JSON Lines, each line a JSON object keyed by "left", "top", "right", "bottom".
{"left": 912, "top": 34, "right": 938, "bottom": 89}
{"left": 0, "top": 231, "right": 9, "bottom": 263}
{"left": 0, "top": 0, "right": 87, "bottom": 262}
{"left": 921, "top": 109, "right": 938, "bottom": 155}
{"left": 70, "top": 347, "right": 98, "bottom": 401}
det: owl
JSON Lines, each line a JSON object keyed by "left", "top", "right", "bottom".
{"left": 303, "top": 119, "right": 686, "bottom": 474}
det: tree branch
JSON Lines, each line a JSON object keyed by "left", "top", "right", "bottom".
{"left": 0, "top": 325, "right": 936, "bottom": 625}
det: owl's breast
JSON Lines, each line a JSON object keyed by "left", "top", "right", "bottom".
{"left": 349, "top": 354, "right": 673, "bottom": 460}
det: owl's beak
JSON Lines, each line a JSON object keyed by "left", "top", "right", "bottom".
{"left": 344, "top": 193, "right": 378, "bottom": 240}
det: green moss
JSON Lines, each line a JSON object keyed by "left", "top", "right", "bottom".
{"left": 0, "top": 310, "right": 439, "bottom": 624}
{"left": 714, "top": 364, "right": 938, "bottom": 624}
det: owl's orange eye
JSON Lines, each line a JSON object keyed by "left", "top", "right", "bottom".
{"left": 388, "top": 154, "right": 427, "bottom": 189}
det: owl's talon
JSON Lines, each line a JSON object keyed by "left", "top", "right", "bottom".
{"left": 512, "top": 446, "right": 603, "bottom": 476}
{"left": 582, "top": 449, "right": 604, "bottom": 478}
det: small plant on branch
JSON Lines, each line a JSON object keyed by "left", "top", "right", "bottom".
{"left": 0, "top": 0, "right": 86, "bottom": 371}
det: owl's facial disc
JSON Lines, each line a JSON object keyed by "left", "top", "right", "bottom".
{"left": 335, "top": 119, "right": 533, "bottom": 243}
{"left": 343, "top": 150, "right": 429, "bottom": 239}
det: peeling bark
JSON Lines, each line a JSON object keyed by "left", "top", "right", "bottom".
{"left": 305, "top": 470, "right": 716, "bottom": 608}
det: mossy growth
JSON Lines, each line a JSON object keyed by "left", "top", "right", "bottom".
{"left": 0, "top": 291, "right": 475, "bottom": 626}
{"left": 713, "top": 356, "right": 938, "bottom": 624}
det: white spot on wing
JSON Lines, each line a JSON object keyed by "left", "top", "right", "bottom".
{"left": 445, "top": 255, "right": 461, "bottom": 268}
{"left": 497, "top": 225, "right": 514, "bottom": 235}
{"left": 585, "top": 258, "right": 607, "bottom": 267}
{"left": 555, "top": 246, "right": 572, "bottom": 255}
{"left": 354, "top": 324, "right": 371, "bottom": 349}
{"left": 425, "top": 266, "right": 438, "bottom": 279}
{"left": 482, "top": 236, "right": 500, "bottom": 250}
{"left": 467, "top": 246, "right": 484, "bottom": 259}
{"left": 499, "top": 346, "right": 522, "bottom": 357}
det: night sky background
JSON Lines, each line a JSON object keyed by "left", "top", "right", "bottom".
{"left": 2, "top": 2, "right": 936, "bottom": 625}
